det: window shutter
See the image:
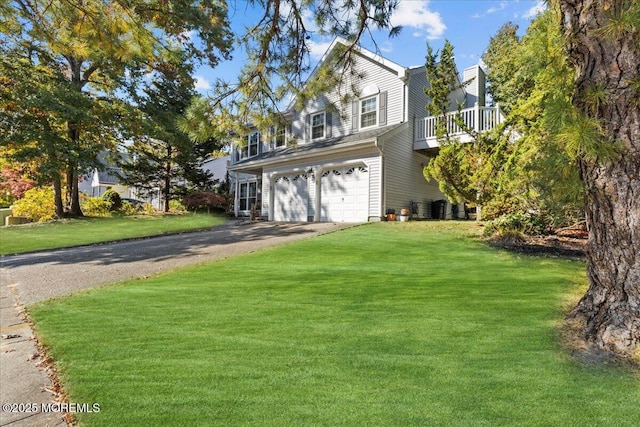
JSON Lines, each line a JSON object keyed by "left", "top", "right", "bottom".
{"left": 379, "top": 91, "right": 387, "bottom": 126}
{"left": 305, "top": 115, "right": 310, "bottom": 142}
{"left": 352, "top": 101, "right": 359, "bottom": 131}
{"left": 325, "top": 112, "right": 332, "bottom": 138}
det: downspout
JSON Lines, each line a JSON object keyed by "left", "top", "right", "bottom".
{"left": 234, "top": 172, "right": 239, "bottom": 218}
{"left": 314, "top": 168, "right": 321, "bottom": 222}
{"left": 374, "top": 137, "right": 386, "bottom": 221}
{"left": 402, "top": 69, "right": 409, "bottom": 124}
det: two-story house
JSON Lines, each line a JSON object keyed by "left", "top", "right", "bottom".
{"left": 228, "top": 37, "right": 502, "bottom": 222}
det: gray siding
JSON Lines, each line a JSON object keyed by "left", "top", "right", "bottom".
{"left": 379, "top": 123, "right": 446, "bottom": 218}
{"left": 407, "top": 66, "right": 429, "bottom": 126}
{"left": 295, "top": 50, "right": 406, "bottom": 144}
{"left": 407, "top": 65, "right": 468, "bottom": 127}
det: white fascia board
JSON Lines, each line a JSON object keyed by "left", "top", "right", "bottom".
{"left": 228, "top": 139, "right": 378, "bottom": 173}
{"left": 287, "top": 37, "right": 408, "bottom": 111}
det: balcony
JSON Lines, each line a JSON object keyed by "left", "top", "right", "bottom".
{"left": 414, "top": 104, "right": 504, "bottom": 150}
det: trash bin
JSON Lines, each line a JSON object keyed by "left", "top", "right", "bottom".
{"left": 431, "top": 200, "right": 447, "bottom": 219}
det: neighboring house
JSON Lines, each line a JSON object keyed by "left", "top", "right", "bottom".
{"left": 201, "top": 155, "right": 232, "bottom": 188}
{"left": 79, "top": 153, "right": 136, "bottom": 198}
{"left": 79, "top": 161, "right": 164, "bottom": 209}
{"left": 79, "top": 167, "right": 130, "bottom": 198}
{"left": 80, "top": 153, "right": 233, "bottom": 210}
{"left": 228, "top": 37, "right": 503, "bottom": 222}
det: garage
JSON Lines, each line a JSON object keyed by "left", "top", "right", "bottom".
{"left": 273, "top": 173, "right": 309, "bottom": 221}
{"left": 320, "top": 166, "right": 369, "bottom": 222}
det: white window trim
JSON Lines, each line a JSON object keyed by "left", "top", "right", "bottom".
{"left": 311, "top": 111, "right": 326, "bottom": 140}
{"left": 248, "top": 131, "right": 260, "bottom": 157}
{"left": 360, "top": 95, "right": 378, "bottom": 129}
{"left": 238, "top": 181, "right": 258, "bottom": 212}
{"left": 274, "top": 124, "right": 287, "bottom": 148}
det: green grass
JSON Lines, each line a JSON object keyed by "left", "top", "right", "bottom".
{"left": 0, "top": 213, "right": 227, "bottom": 255}
{"left": 30, "top": 222, "right": 639, "bottom": 426}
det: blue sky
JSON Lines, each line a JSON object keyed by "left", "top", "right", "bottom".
{"left": 193, "top": 0, "right": 546, "bottom": 92}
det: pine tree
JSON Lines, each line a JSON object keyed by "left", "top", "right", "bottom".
{"left": 557, "top": 0, "right": 640, "bottom": 358}
{"left": 120, "top": 57, "right": 220, "bottom": 212}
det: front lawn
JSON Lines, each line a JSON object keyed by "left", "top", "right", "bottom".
{"left": 30, "top": 222, "right": 639, "bottom": 426}
{"left": 0, "top": 213, "right": 227, "bottom": 255}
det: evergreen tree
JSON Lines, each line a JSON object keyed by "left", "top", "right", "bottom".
{"left": 557, "top": 0, "right": 640, "bottom": 358}
{"left": 119, "top": 57, "right": 220, "bottom": 212}
{"left": 422, "top": 41, "right": 514, "bottom": 221}
{"left": 180, "top": 0, "right": 402, "bottom": 144}
{"left": 481, "top": 11, "right": 584, "bottom": 226}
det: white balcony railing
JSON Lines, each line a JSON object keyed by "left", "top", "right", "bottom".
{"left": 414, "top": 104, "right": 504, "bottom": 150}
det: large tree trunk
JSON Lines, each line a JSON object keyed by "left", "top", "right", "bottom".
{"left": 66, "top": 59, "right": 84, "bottom": 217}
{"left": 164, "top": 146, "right": 172, "bottom": 213}
{"left": 52, "top": 175, "right": 64, "bottom": 219}
{"left": 559, "top": 0, "right": 640, "bottom": 357}
{"left": 65, "top": 165, "right": 82, "bottom": 217}
{"left": 66, "top": 121, "right": 83, "bottom": 217}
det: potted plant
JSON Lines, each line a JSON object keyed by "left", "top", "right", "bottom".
{"left": 399, "top": 208, "right": 410, "bottom": 222}
{"left": 386, "top": 208, "right": 396, "bottom": 221}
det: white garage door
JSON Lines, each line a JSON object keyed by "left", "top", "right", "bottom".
{"left": 320, "top": 166, "right": 369, "bottom": 222}
{"left": 274, "top": 173, "right": 309, "bottom": 221}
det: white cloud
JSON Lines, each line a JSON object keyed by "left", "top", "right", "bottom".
{"left": 308, "top": 40, "right": 334, "bottom": 60}
{"left": 390, "top": 0, "right": 446, "bottom": 40}
{"left": 487, "top": 1, "right": 508, "bottom": 15}
{"left": 472, "top": 1, "right": 508, "bottom": 19}
{"left": 522, "top": 0, "right": 546, "bottom": 19}
{"left": 278, "top": 2, "right": 320, "bottom": 33}
{"left": 193, "top": 75, "right": 212, "bottom": 91}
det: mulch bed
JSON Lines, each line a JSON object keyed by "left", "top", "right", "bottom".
{"left": 486, "top": 228, "right": 587, "bottom": 259}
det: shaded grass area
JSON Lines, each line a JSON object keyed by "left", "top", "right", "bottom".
{"left": 31, "top": 222, "right": 639, "bottom": 426}
{"left": 0, "top": 213, "right": 227, "bottom": 255}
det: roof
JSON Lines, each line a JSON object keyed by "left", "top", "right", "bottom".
{"left": 319, "top": 37, "right": 407, "bottom": 78}
{"left": 285, "top": 37, "right": 409, "bottom": 111}
{"left": 229, "top": 123, "right": 404, "bottom": 173}
{"left": 89, "top": 151, "right": 130, "bottom": 185}
{"left": 94, "top": 168, "right": 121, "bottom": 185}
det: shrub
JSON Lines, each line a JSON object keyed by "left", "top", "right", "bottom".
{"left": 102, "top": 189, "right": 123, "bottom": 212}
{"left": 169, "top": 200, "right": 187, "bottom": 213}
{"left": 182, "top": 191, "right": 229, "bottom": 212}
{"left": 483, "top": 213, "right": 553, "bottom": 237}
{"left": 82, "top": 197, "right": 111, "bottom": 217}
{"left": 12, "top": 186, "right": 55, "bottom": 222}
{"left": 139, "top": 202, "right": 156, "bottom": 215}
{"left": 119, "top": 202, "right": 140, "bottom": 216}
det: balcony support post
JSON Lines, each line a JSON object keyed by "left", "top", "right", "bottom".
{"left": 474, "top": 102, "right": 480, "bottom": 133}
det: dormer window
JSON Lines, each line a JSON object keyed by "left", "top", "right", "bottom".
{"left": 360, "top": 96, "right": 377, "bottom": 128}
{"left": 311, "top": 112, "right": 325, "bottom": 139}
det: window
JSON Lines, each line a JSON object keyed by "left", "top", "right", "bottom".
{"left": 360, "top": 96, "right": 377, "bottom": 128}
{"left": 248, "top": 132, "right": 259, "bottom": 157}
{"left": 239, "top": 181, "right": 258, "bottom": 211}
{"left": 275, "top": 125, "right": 287, "bottom": 147}
{"left": 311, "top": 112, "right": 325, "bottom": 139}
{"left": 353, "top": 91, "right": 386, "bottom": 131}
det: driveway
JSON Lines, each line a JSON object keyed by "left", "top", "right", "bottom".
{"left": 0, "top": 220, "right": 354, "bottom": 426}
{"left": 2, "top": 221, "right": 354, "bottom": 306}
